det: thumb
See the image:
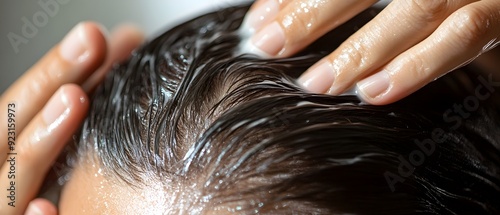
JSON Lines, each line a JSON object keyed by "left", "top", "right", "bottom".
{"left": 25, "top": 198, "right": 57, "bottom": 215}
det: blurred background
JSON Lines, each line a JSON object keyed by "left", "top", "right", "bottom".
{"left": 0, "top": 0, "right": 250, "bottom": 93}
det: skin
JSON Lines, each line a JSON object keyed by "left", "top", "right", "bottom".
{"left": 1, "top": 2, "right": 499, "bottom": 213}
{"left": 243, "top": 0, "right": 500, "bottom": 105}
{"left": 59, "top": 158, "right": 169, "bottom": 215}
{"left": 0, "top": 22, "right": 143, "bottom": 215}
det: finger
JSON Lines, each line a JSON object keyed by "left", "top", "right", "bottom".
{"left": 0, "top": 84, "right": 88, "bottom": 214}
{"left": 241, "top": 0, "right": 293, "bottom": 35}
{"left": 25, "top": 199, "right": 57, "bottom": 215}
{"left": 82, "top": 24, "right": 145, "bottom": 94}
{"left": 356, "top": 0, "right": 500, "bottom": 105}
{"left": 0, "top": 22, "right": 106, "bottom": 156}
{"left": 298, "top": 0, "right": 475, "bottom": 94}
{"left": 243, "top": 0, "right": 377, "bottom": 57}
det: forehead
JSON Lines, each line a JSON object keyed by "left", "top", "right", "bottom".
{"left": 59, "top": 160, "right": 169, "bottom": 215}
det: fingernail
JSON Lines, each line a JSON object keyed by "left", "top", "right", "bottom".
{"left": 250, "top": 22, "right": 285, "bottom": 56}
{"left": 25, "top": 202, "right": 43, "bottom": 215}
{"left": 60, "top": 23, "right": 90, "bottom": 63}
{"left": 298, "top": 61, "right": 335, "bottom": 93}
{"left": 357, "top": 71, "right": 391, "bottom": 99}
{"left": 42, "top": 88, "right": 71, "bottom": 132}
{"left": 241, "top": 0, "right": 279, "bottom": 36}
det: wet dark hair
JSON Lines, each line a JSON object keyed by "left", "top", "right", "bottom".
{"left": 68, "top": 4, "right": 500, "bottom": 215}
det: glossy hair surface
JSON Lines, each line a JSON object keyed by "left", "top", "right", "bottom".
{"left": 69, "top": 4, "right": 500, "bottom": 215}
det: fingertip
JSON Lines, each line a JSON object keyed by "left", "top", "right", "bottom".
{"left": 41, "top": 84, "right": 88, "bottom": 132}
{"left": 237, "top": 37, "right": 273, "bottom": 58}
{"left": 298, "top": 60, "right": 335, "bottom": 94}
{"left": 240, "top": 0, "right": 280, "bottom": 36}
{"left": 80, "top": 22, "right": 108, "bottom": 65}
{"left": 112, "top": 24, "right": 145, "bottom": 41}
{"left": 59, "top": 21, "right": 107, "bottom": 69}
{"left": 109, "top": 24, "right": 145, "bottom": 62}
{"left": 25, "top": 199, "right": 57, "bottom": 215}
{"left": 81, "top": 24, "right": 145, "bottom": 93}
{"left": 248, "top": 0, "right": 271, "bottom": 11}
{"left": 355, "top": 76, "right": 391, "bottom": 105}
{"left": 250, "top": 21, "right": 285, "bottom": 56}
{"left": 355, "top": 73, "right": 398, "bottom": 106}
{"left": 61, "top": 84, "right": 89, "bottom": 113}
{"left": 355, "top": 87, "right": 387, "bottom": 105}
{"left": 239, "top": 21, "right": 285, "bottom": 57}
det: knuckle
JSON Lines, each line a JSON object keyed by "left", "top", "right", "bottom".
{"left": 281, "top": 1, "right": 321, "bottom": 35}
{"left": 294, "top": 15, "right": 312, "bottom": 35}
{"left": 325, "top": 39, "right": 370, "bottom": 88}
{"left": 341, "top": 40, "right": 369, "bottom": 68}
{"left": 29, "top": 57, "right": 65, "bottom": 96}
{"left": 402, "top": 53, "right": 428, "bottom": 81}
{"left": 29, "top": 67, "right": 52, "bottom": 97}
{"left": 408, "top": 0, "right": 449, "bottom": 23}
{"left": 283, "top": 5, "right": 314, "bottom": 34}
{"left": 18, "top": 130, "right": 47, "bottom": 170}
{"left": 17, "top": 147, "right": 36, "bottom": 170}
{"left": 449, "top": 7, "right": 491, "bottom": 46}
{"left": 22, "top": 134, "right": 39, "bottom": 157}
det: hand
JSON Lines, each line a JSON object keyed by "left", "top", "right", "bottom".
{"left": 242, "top": 0, "right": 500, "bottom": 104}
{"left": 0, "top": 22, "right": 143, "bottom": 214}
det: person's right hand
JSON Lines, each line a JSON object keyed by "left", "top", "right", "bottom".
{"left": 0, "top": 22, "right": 143, "bottom": 215}
{"left": 241, "top": 0, "right": 500, "bottom": 105}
